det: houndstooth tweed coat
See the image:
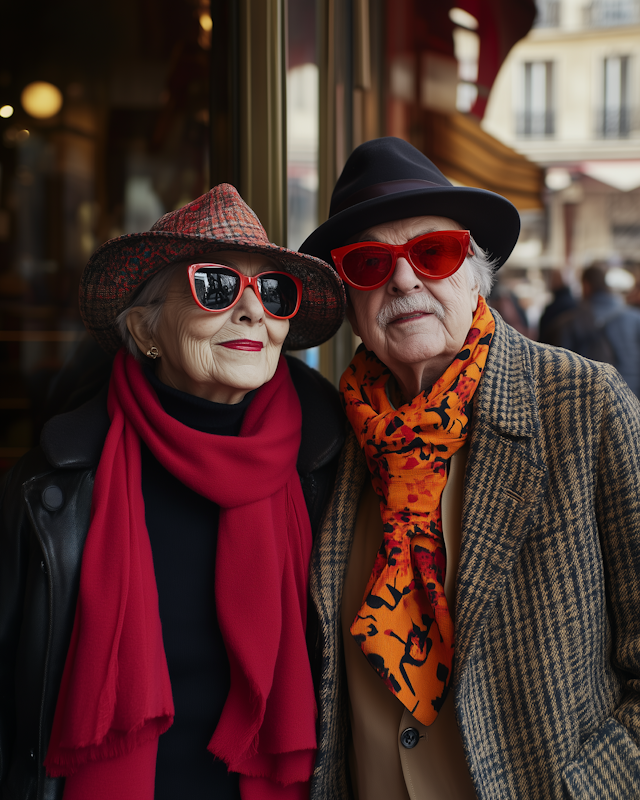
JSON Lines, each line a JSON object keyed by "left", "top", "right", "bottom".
{"left": 309, "top": 313, "right": 640, "bottom": 800}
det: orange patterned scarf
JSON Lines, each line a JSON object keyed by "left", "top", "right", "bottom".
{"left": 340, "top": 297, "right": 495, "bottom": 725}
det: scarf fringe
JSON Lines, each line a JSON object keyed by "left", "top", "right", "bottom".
{"left": 44, "top": 716, "right": 173, "bottom": 777}
{"left": 207, "top": 683, "right": 263, "bottom": 768}
{"left": 207, "top": 672, "right": 316, "bottom": 783}
{"left": 222, "top": 747, "right": 317, "bottom": 786}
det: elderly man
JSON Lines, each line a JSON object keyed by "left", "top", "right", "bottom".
{"left": 300, "top": 138, "right": 640, "bottom": 800}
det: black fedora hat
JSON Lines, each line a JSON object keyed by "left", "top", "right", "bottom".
{"left": 299, "top": 137, "right": 520, "bottom": 269}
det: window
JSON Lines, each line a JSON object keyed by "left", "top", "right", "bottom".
{"left": 600, "top": 56, "right": 630, "bottom": 137}
{"left": 587, "top": 0, "right": 640, "bottom": 27}
{"left": 517, "top": 61, "right": 555, "bottom": 137}
{"left": 534, "top": 0, "right": 561, "bottom": 28}
{"left": 0, "top": 0, "right": 213, "bottom": 480}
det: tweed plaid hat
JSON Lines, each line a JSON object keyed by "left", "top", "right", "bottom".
{"left": 80, "top": 184, "right": 346, "bottom": 354}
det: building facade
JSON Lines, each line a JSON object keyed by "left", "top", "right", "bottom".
{"left": 482, "top": 0, "right": 640, "bottom": 305}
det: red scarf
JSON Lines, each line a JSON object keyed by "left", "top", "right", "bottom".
{"left": 45, "top": 351, "right": 317, "bottom": 800}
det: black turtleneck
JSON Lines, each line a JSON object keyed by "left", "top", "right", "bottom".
{"left": 140, "top": 367, "right": 255, "bottom": 800}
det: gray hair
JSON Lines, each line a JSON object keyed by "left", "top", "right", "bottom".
{"left": 115, "top": 262, "right": 184, "bottom": 359}
{"left": 466, "top": 235, "right": 498, "bottom": 297}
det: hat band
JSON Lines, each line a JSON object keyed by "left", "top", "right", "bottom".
{"left": 330, "top": 178, "right": 447, "bottom": 216}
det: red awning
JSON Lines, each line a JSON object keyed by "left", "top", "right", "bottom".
{"left": 458, "top": 0, "right": 537, "bottom": 118}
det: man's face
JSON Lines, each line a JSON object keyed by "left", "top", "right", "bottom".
{"left": 346, "top": 215, "right": 480, "bottom": 395}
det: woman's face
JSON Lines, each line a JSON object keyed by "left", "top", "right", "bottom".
{"left": 128, "top": 251, "right": 290, "bottom": 404}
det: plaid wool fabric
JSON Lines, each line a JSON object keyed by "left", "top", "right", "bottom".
{"left": 80, "top": 184, "right": 345, "bottom": 354}
{"left": 309, "top": 313, "right": 640, "bottom": 800}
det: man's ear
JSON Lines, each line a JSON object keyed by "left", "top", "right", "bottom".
{"left": 471, "top": 282, "right": 480, "bottom": 312}
{"left": 465, "top": 262, "right": 480, "bottom": 312}
{"left": 126, "top": 308, "right": 154, "bottom": 357}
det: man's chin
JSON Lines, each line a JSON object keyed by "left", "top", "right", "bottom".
{"left": 382, "top": 333, "right": 448, "bottom": 365}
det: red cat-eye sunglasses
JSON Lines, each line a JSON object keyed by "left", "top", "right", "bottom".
{"left": 187, "top": 264, "right": 302, "bottom": 320}
{"left": 330, "top": 230, "right": 472, "bottom": 291}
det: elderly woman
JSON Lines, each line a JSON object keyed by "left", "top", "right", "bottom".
{"left": 0, "top": 184, "right": 346, "bottom": 800}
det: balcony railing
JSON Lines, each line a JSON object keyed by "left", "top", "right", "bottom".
{"left": 584, "top": 0, "right": 640, "bottom": 26}
{"left": 534, "top": 0, "right": 561, "bottom": 27}
{"left": 516, "top": 110, "right": 555, "bottom": 137}
{"left": 595, "top": 106, "right": 638, "bottom": 137}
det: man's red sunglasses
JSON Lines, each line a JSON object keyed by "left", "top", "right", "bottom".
{"left": 330, "top": 230, "right": 471, "bottom": 290}
{"left": 187, "top": 264, "right": 302, "bottom": 320}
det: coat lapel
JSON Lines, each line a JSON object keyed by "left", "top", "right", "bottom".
{"left": 454, "top": 314, "right": 549, "bottom": 679}
{"left": 310, "top": 429, "right": 368, "bottom": 799}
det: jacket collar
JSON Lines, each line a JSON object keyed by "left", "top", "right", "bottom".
{"left": 40, "top": 385, "right": 109, "bottom": 470}
{"left": 454, "top": 312, "right": 548, "bottom": 678}
{"left": 473, "top": 310, "right": 540, "bottom": 440}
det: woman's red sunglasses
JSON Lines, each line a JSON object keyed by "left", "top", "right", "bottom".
{"left": 187, "top": 264, "right": 302, "bottom": 320}
{"left": 330, "top": 230, "right": 471, "bottom": 290}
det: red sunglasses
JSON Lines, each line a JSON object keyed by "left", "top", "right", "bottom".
{"left": 187, "top": 264, "right": 302, "bottom": 320}
{"left": 330, "top": 230, "right": 471, "bottom": 290}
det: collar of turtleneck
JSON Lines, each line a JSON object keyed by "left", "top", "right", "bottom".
{"left": 143, "top": 364, "right": 256, "bottom": 436}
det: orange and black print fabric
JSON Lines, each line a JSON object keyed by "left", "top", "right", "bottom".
{"left": 340, "top": 297, "right": 495, "bottom": 725}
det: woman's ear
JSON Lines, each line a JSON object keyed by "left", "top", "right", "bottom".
{"left": 345, "top": 290, "right": 361, "bottom": 338}
{"left": 126, "top": 308, "right": 155, "bottom": 357}
{"left": 346, "top": 304, "right": 361, "bottom": 337}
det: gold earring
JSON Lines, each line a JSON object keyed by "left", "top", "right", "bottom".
{"left": 146, "top": 346, "right": 160, "bottom": 359}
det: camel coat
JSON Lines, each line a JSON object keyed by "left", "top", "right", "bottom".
{"left": 309, "top": 313, "right": 640, "bottom": 800}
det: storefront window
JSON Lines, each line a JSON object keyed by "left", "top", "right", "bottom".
{"left": 286, "top": 0, "right": 320, "bottom": 369}
{"left": 0, "top": 0, "right": 211, "bottom": 479}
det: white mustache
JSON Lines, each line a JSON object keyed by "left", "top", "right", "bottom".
{"left": 376, "top": 294, "right": 446, "bottom": 329}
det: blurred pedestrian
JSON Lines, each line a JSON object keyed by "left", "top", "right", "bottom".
{"left": 549, "top": 263, "right": 640, "bottom": 397}
{"left": 538, "top": 269, "right": 576, "bottom": 344}
{"left": 626, "top": 269, "right": 640, "bottom": 310}
{"left": 487, "top": 280, "right": 531, "bottom": 337}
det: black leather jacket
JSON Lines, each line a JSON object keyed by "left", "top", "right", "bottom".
{"left": 0, "top": 356, "right": 344, "bottom": 800}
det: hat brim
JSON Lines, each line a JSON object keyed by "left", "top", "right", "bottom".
{"left": 300, "top": 185, "right": 521, "bottom": 268}
{"left": 80, "top": 231, "right": 346, "bottom": 354}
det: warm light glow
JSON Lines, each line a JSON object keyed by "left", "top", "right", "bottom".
{"left": 2, "top": 127, "right": 29, "bottom": 146}
{"left": 449, "top": 7, "right": 479, "bottom": 29}
{"left": 21, "top": 81, "right": 63, "bottom": 119}
{"left": 606, "top": 267, "right": 635, "bottom": 292}
{"left": 199, "top": 13, "right": 213, "bottom": 31}
{"left": 545, "top": 168, "right": 572, "bottom": 191}
{"left": 0, "top": 105, "right": 14, "bottom": 118}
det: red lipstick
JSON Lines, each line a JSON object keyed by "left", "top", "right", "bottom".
{"left": 220, "top": 339, "right": 264, "bottom": 351}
